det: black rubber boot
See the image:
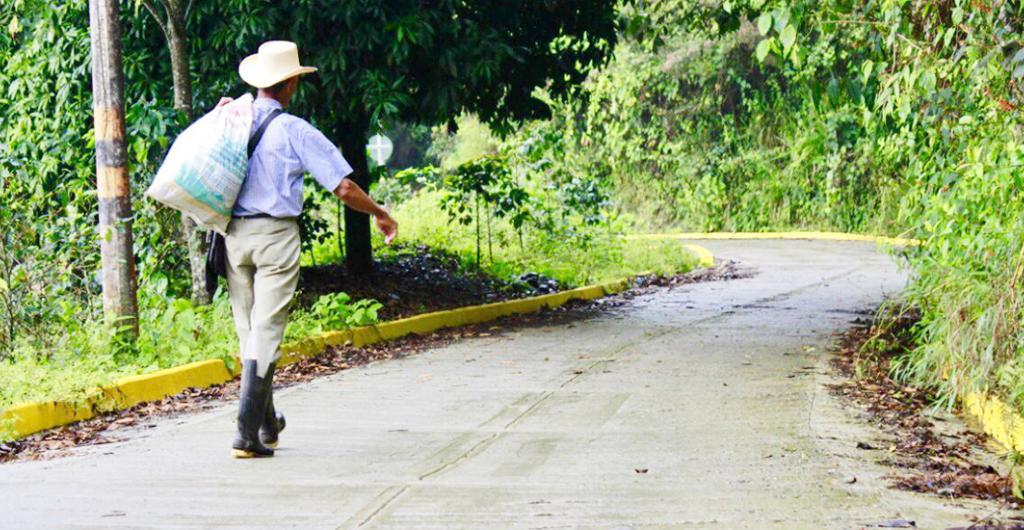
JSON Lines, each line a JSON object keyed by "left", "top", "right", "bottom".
{"left": 232, "top": 360, "right": 275, "bottom": 458}
{"left": 260, "top": 362, "right": 286, "bottom": 448}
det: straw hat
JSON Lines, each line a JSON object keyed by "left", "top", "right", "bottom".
{"left": 238, "top": 41, "right": 318, "bottom": 88}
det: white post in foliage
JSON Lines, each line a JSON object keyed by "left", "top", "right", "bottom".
{"left": 366, "top": 134, "right": 393, "bottom": 166}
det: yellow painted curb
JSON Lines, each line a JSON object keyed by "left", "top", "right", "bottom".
{"left": 0, "top": 245, "right": 709, "bottom": 441}
{"left": 681, "top": 244, "right": 715, "bottom": 268}
{"left": 276, "top": 278, "right": 632, "bottom": 368}
{"left": 963, "top": 392, "right": 1024, "bottom": 455}
{"left": 0, "top": 359, "right": 233, "bottom": 439}
{"left": 628, "top": 231, "right": 921, "bottom": 247}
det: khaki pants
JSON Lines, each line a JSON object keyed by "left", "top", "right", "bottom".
{"left": 225, "top": 217, "right": 300, "bottom": 378}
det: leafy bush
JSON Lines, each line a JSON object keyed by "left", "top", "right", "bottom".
{"left": 0, "top": 290, "right": 237, "bottom": 410}
{"left": 437, "top": 155, "right": 533, "bottom": 267}
{"left": 0, "top": 1, "right": 192, "bottom": 358}
{"left": 287, "top": 293, "right": 382, "bottom": 338}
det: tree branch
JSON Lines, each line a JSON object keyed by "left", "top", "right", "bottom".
{"left": 140, "top": 0, "right": 171, "bottom": 42}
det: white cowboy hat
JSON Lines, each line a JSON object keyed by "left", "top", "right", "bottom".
{"left": 238, "top": 41, "right": 318, "bottom": 88}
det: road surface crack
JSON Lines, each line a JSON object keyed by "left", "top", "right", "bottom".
{"left": 417, "top": 433, "right": 501, "bottom": 481}
{"left": 339, "top": 485, "right": 409, "bottom": 529}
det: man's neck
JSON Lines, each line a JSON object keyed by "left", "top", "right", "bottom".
{"left": 256, "top": 91, "right": 288, "bottom": 107}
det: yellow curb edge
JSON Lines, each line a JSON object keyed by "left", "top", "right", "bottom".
{"left": 681, "top": 243, "right": 715, "bottom": 268}
{"left": 628, "top": 231, "right": 921, "bottom": 247}
{"left": 964, "top": 392, "right": 1024, "bottom": 455}
{"left": 1, "top": 359, "right": 234, "bottom": 440}
{"left": 0, "top": 245, "right": 706, "bottom": 441}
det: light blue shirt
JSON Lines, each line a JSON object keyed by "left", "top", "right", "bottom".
{"left": 233, "top": 97, "right": 353, "bottom": 217}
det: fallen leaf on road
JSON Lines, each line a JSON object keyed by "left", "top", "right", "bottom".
{"left": 866, "top": 520, "right": 915, "bottom": 528}
{"left": 110, "top": 417, "right": 135, "bottom": 428}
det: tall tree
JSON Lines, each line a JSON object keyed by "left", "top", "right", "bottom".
{"left": 139, "top": 0, "right": 210, "bottom": 305}
{"left": 88, "top": 0, "right": 139, "bottom": 336}
{"left": 189, "top": 0, "right": 621, "bottom": 274}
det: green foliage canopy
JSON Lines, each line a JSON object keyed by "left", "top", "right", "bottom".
{"left": 185, "top": 0, "right": 623, "bottom": 270}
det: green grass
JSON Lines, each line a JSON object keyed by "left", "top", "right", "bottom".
{"left": 0, "top": 353, "right": 142, "bottom": 413}
{"left": 390, "top": 189, "right": 699, "bottom": 287}
{"left": 0, "top": 294, "right": 236, "bottom": 410}
{"left": 0, "top": 289, "right": 379, "bottom": 413}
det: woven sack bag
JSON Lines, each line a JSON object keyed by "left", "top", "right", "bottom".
{"left": 146, "top": 94, "right": 254, "bottom": 233}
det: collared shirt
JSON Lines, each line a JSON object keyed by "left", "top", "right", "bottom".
{"left": 232, "top": 97, "right": 353, "bottom": 218}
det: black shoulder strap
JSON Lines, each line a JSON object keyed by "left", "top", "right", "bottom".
{"left": 247, "top": 108, "right": 284, "bottom": 158}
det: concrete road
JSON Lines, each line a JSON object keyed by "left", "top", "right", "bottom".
{"left": 0, "top": 240, "right": 1005, "bottom": 529}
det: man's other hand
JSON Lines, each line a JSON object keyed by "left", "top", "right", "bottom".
{"left": 333, "top": 179, "right": 398, "bottom": 244}
{"left": 215, "top": 97, "right": 234, "bottom": 108}
{"left": 376, "top": 213, "right": 398, "bottom": 245}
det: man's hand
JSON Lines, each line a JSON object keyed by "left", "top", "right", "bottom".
{"left": 333, "top": 178, "right": 398, "bottom": 244}
{"left": 375, "top": 211, "right": 398, "bottom": 245}
{"left": 215, "top": 97, "right": 234, "bottom": 109}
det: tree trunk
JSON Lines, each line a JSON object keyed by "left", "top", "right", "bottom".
{"left": 89, "top": 0, "right": 139, "bottom": 337}
{"left": 339, "top": 128, "right": 373, "bottom": 275}
{"left": 342, "top": 200, "right": 350, "bottom": 260}
{"left": 475, "top": 194, "right": 481, "bottom": 269}
{"left": 166, "top": 15, "right": 192, "bottom": 120}
{"left": 165, "top": 4, "right": 210, "bottom": 305}
{"left": 487, "top": 204, "right": 493, "bottom": 264}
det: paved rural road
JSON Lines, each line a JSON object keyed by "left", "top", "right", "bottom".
{"left": 0, "top": 240, "right": 1006, "bottom": 529}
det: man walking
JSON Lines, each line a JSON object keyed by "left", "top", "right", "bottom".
{"left": 224, "top": 41, "right": 397, "bottom": 458}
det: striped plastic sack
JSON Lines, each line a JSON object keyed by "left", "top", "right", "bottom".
{"left": 145, "top": 94, "right": 254, "bottom": 233}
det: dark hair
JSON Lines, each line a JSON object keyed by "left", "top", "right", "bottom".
{"left": 264, "top": 77, "right": 293, "bottom": 95}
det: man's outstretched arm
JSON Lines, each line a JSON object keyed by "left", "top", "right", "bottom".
{"left": 333, "top": 178, "right": 398, "bottom": 244}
